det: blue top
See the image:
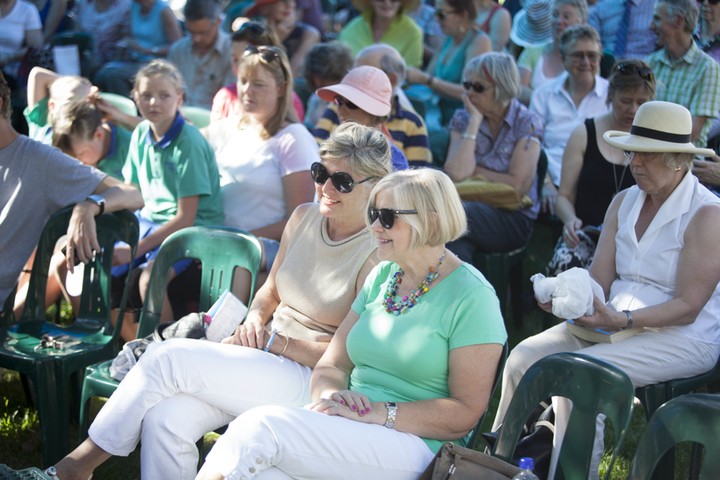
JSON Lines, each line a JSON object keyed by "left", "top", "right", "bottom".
{"left": 130, "top": 0, "right": 168, "bottom": 62}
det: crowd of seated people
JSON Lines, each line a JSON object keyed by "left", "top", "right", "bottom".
{"left": 5, "top": 0, "right": 720, "bottom": 477}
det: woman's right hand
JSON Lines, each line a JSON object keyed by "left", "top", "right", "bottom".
{"left": 461, "top": 93, "right": 483, "bottom": 126}
{"left": 221, "top": 316, "right": 267, "bottom": 348}
{"left": 562, "top": 218, "right": 583, "bottom": 248}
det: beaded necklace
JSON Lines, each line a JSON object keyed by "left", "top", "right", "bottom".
{"left": 383, "top": 253, "right": 445, "bottom": 316}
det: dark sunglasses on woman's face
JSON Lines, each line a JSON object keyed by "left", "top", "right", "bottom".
{"left": 367, "top": 207, "right": 418, "bottom": 229}
{"left": 615, "top": 62, "right": 655, "bottom": 82}
{"left": 334, "top": 96, "right": 360, "bottom": 110}
{"left": 311, "top": 162, "right": 375, "bottom": 193}
{"left": 434, "top": 9, "right": 456, "bottom": 20}
{"left": 462, "top": 81, "right": 488, "bottom": 93}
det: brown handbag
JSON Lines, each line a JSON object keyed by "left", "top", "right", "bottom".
{"left": 419, "top": 442, "right": 522, "bottom": 480}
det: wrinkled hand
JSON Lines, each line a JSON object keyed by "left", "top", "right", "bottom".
{"left": 693, "top": 157, "right": 720, "bottom": 187}
{"left": 573, "top": 297, "right": 624, "bottom": 329}
{"left": 221, "top": 316, "right": 267, "bottom": 348}
{"left": 562, "top": 218, "right": 583, "bottom": 248}
{"left": 461, "top": 93, "right": 483, "bottom": 125}
{"left": 309, "top": 390, "right": 380, "bottom": 424}
{"left": 112, "top": 245, "right": 132, "bottom": 266}
{"left": 541, "top": 183, "right": 558, "bottom": 215}
{"left": 66, "top": 203, "right": 100, "bottom": 272}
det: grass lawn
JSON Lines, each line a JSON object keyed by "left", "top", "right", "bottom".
{"left": 0, "top": 221, "right": 703, "bottom": 478}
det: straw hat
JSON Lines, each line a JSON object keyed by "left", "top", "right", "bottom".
{"left": 316, "top": 66, "right": 392, "bottom": 117}
{"left": 604, "top": 101, "right": 715, "bottom": 156}
{"left": 510, "top": 0, "right": 553, "bottom": 48}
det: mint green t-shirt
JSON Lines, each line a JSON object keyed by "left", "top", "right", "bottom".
{"left": 124, "top": 117, "right": 224, "bottom": 226}
{"left": 23, "top": 97, "right": 53, "bottom": 145}
{"left": 97, "top": 125, "right": 131, "bottom": 180}
{"left": 348, "top": 261, "right": 507, "bottom": 453}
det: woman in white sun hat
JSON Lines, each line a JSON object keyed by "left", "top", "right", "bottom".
{"left": 493, "top": 100, "right": 720, "bottom": 480}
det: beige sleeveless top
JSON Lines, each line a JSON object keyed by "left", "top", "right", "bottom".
{"left": 270, "top": 205, "right": 376, "bottom": 343}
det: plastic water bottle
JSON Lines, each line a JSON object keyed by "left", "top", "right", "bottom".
{"left": 512, "top": 457, "right": 540, "bottom": 480}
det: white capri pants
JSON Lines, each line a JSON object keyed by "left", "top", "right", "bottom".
{"left": 491, "top": 323, "right": 720, "bottom": 480}
{"left": 203, "top": 405, "right": 436, "bottom": 480}
{"left": 88, "top": 338, "right": 312, "bottom": 479}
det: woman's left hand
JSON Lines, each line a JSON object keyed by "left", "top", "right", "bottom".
{"left": 309, "top": 390, "right": 382, "bottom": 424}
{"left": 573, "top": 297, "right": 625, "bottom": 329}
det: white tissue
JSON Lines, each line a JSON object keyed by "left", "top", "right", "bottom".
{"left": 531, "top": 267, "right": 605, "bottom": 319}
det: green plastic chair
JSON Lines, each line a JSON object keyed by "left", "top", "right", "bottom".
{"left": 633, "top": 356, "right": 720, "bottom": 480}
{"left": 491, "top": 352, "right": 635, "bottom": 480}
{"left": 99, "top": 92, "right": 137, "bottom": 118}
{"left": 628, "top": 393, "right": 720, "bottom": 480}
{"left": 465, "top": 342, "right": 509, "bottom": 449}
{"left": 79, "top": 226, "right": 263, "bottom": 435}
{"left": 181, "top": 106, "right": 212, "bottom": 129}
{"left": 0, "top": 206, "right": 139, "bottom": 467}
{"left": 472, "top": 150, "right": 547, "bottom": 327}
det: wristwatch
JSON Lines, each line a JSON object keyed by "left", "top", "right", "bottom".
{"left": 384, "top": 402, "right": 397, "bottom": 429}
{"left": 85, "top": 194, "right": 106, "bottom": 216}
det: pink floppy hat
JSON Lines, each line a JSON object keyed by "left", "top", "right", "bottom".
{"left": 316, "top": 66, "right": 392, "bottom": 117}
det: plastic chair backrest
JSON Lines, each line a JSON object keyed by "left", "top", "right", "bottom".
{"left": 99, "top": 92, "right": 137, "bottom": 118}
{"left": 136, "top": 226, "right": 263, "bottom": 338}
{"left": 17, "top": 206, "right": 139, "bottom": 336}
{"left": 492, "top": 352, "right": 635, "bottom": 480}
{"left": 465, "top": 341, "right": 509, "bottom": 449}
{"left": 629, "top": 393, "right": 720, "bottom": 480}
{"left": 180, "top": 106, "right": 211, "bottom": 129}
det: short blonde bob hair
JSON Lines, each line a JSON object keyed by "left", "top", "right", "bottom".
{"left": 319, "top": 122, "right": 392, "bottom": 183}
{"left": 367, "top": 169, "right": 467, "bottom": 249}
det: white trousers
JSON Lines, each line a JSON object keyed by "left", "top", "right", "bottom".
{"left": 203, "top": 405, "right": 436, "bottom": 480}
{"left": 491, "top": 323, "right": 720, "bottom": 480}
{"left": 88, "top": 338, "right": 312, "bottom": 479}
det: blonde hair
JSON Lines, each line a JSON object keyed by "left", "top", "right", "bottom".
{"left": 237, "top": 46, "right": 297, "bottom": 139}
{"left": 319, "top": 122, "right": 392, "bottom": 182}
{"left": 52, "top": 100, "right": 103, "bottom": 154}
{"left": 47, "top": 75, "right": 92, "bottom": 125}
{"left": 368, "top": 169, "right": 467, "bottom": 248}
{"left": 132, "top": 59, "right": 186, "bottom": 99}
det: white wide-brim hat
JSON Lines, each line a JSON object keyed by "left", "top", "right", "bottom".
{"left": 604, "top": 101, "right": 715, "bottom": 156}
{"left": 509, "top": 0, "right": 553, "bottom": 48}
{"left": 316, "top": 66, "right": 392, "bottom": 117}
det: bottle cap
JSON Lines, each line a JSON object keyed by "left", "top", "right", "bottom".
{"left": 518, "top": 457, "right": 535, "bottom": 470}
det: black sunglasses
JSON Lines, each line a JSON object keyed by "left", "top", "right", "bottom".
{"left": 462, "top": 81, "right": 488, "bottom": 93}
{"left": 243, "top": 45, "right": 287, "bottom": 80}
{"left": 334, "top": 96, "right": 360, "bottom": 110}
{"left": 367, "top": 207, "right": 418, "bottom": 229}
{"left": 434, "top": 9, "right": 457, "bottom": 20}
{"left": 614, "top": 62, "right": 655, "bottom": 82}
{"left": 311, "top": 162, "right": 375, "bottom": 193}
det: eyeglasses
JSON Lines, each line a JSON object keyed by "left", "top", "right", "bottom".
{"left": 615, "top": 62, "right": 655, "bottom": 82}
{"left": 334, "top": 96, "right": 360, "bottom": 110}
{"left": 567, "top": 51, "right": 602, "bottom": 63}
{"left": 243, "top": 45, "right": 287, "bottom": 79}
{"left": 462, "top": 81, "right": 489, "bottom": 93}
{"left": 367, "top": 207, "right": 418, "bottom": 229}
{"left": 434, "top": 9, "right": 457, "bottom": 20}
{"left": 311, "top": 162, "right": 375, "bottom": 193}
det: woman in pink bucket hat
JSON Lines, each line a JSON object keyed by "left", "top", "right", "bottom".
{"left": 317, "top": 65, "right": 409, "bottom": 171}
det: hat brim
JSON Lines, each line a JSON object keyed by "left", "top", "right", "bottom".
{"left": 316, "top": 84, "right": 391, "bottom": 117}
{"left": 509, "top": 11, "right": 552, "bottom": 48}
{"left": 604, "top": 130, "right": 715, "bottom": 157}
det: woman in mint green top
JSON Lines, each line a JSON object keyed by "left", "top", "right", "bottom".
{"left": 406, "top": 0, "right": 491, "bottom": 124}
{"left": 197, "top": 169, "right": 506, "bottom": 479}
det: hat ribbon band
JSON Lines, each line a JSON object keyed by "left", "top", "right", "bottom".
{"left": 631, "top": 125, "right": 691, "bottom": 144}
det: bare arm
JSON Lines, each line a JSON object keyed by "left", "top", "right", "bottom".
{"left": 581, "top": 203, "right": 720, "bottom": 330}
{"left": 27, "top": 66, "right": 59, "bottom": 109}
{"left": 487, "top": 7, "right": 511, "bottom": 52}
{"left": 134, "top": 195, "right": 198, "bottom": 258}
{"left": 250, "top": 170, "right": 315, "bottom": 241}
{"left": 691, "top": 116, "right": 710, "bottom": 143}
{"left": 289, "top": 26, "right": 320, "bottom": 78}
{"left": 42, "top": 0, "right": 68, "bottom": 42}
{"left": 556, "top": 122, "right": 588, "bottom": 247}
{"left": 24, "top": 29, "right": 44, "bottom": 50}
{"left": 444, "top": 95, "right": 483, "bottom": 181}
{"left": 65, "top": 176, "right": 144, "bottom": 268}
{"left": 159, "top": 7, "right": 182, "bottom": 53}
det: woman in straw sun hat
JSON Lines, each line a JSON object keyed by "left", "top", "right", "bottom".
{"left": 493, "top": 100, "right": 720, "bottom": 480}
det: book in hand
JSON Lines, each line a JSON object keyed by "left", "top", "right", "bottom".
{"left": 205, "top": 290, "right": 248, "bottom": 342}
{"left": 565, "top": 319, "right": 642, "bottom": 344}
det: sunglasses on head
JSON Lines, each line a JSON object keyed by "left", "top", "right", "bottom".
{"left": 614, "top": 62, "right": 655, "bottom": 82}
{"left": 243, "top": 45, "right": 287, "bottom": 80}
{"left": 434, "top": 9, "right": 457, "bottom": 20}
{"left": 334, "top": 96, "right": 360, "bottom": 110}
{"left": 367, "top": 207, "right": 418, "bottom": 229}
{"left": 311, "top": 162, "right": 375, "bottom": 193}
{"left": 462, "top": 81, "right": 489, "bottom": 93}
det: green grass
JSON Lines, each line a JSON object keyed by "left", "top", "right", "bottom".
{"left": 0, "top": 221, "right": 698, "bottom": 478}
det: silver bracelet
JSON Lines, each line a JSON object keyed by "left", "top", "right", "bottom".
{"left": 622, "top": 310, "right": 633, "bottom": 330}
{"left": 462, "top": 132, "right": 477, "bottom": 140}
{"left": 384, "top": 402, "right": 397, "bottom": 429}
